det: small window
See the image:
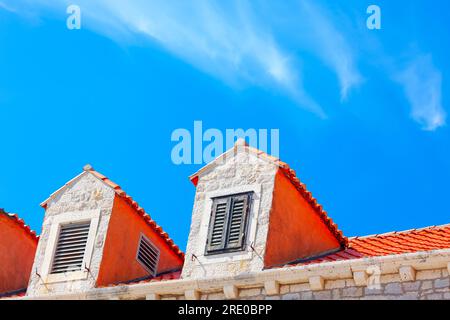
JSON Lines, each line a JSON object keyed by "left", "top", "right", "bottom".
{"left": 136, "top": 234, "right": 160, "bottom": 276}
{"left": 51, "top": 221, "right": 91, "bottom": 274}
{"left": 206, "top": 192, "right": 252, "bottom": 255}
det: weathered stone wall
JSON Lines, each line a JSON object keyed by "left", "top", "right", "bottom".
{"left": 155, "top": 268, "right": 450, "bottom": 300}
{"left": 27, "top": 173, "right": 115, "bottom": 296}
{"left": 181, "top": 150, "right": 278, "bottom": 279}
{"left": 222, "top": 269, "right": 450, "bottom": 300}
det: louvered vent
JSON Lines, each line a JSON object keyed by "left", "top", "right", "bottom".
{"left": 51, "top": 222, "right": 91, "bottom": 274}
{"left": 137, "top": 235, "right": 160, "bottom": 276}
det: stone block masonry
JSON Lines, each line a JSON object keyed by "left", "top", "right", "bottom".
{"left": 19, "top": 248, "right": 450, "bottom": 300}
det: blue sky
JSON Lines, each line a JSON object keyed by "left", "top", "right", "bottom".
{"left": 0, "top": 0, "right": 449, "bottom": 250}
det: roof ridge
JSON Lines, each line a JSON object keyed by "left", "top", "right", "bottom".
{"left": 349, "top": 223, "right": 450, "bottom": 240}
{"left": 0, "top": 209, "right": 39, "bottom": 241}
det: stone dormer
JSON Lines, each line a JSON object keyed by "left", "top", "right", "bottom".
{"left": 181, "top": 140, "right": 347, "bottom": 279}
{"left": 27, "top": 165, "right": 184, "bottom": 297}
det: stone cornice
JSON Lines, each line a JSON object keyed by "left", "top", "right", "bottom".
{"left": 17, "top": 248, "right": 450, "bottom": 300}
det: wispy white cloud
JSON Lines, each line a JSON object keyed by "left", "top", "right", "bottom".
{"left": 395, "top": 55, "right": 446, "bottom": 131}
{"left": 12, "top": 0, "right": 444, "bottom": 131}
{"left": 0, "top": 1, "right": 17, "bottom": 13}
{"left": 1, "top": 0, "right": 326, "bottom": 115}
{"left": 296, "top": 1, "right": 362, "bottom": 100}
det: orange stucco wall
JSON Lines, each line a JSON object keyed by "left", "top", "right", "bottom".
{"left": 96, "top": 195, "right": 183, "bottom": 286}
{"left": 264, "top": 170, "right": 341, "bottom": 268}
{"left": 0, "top": 213, "right": 38, "bottom": 294}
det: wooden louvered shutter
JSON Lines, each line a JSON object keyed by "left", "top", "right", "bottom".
{"left": 206, "top": 197, "right": 230, "bottom": 252}
{"left": 51, "top": 222, "right": 91, "bottom": 274}
{"left": 206, "top": 192, "right": 252, "bottom": 254}
{"left": 225, "top": 194, "right": 250, "bottom": 250}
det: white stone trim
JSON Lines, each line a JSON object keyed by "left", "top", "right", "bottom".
{"left": 264, "top": 280, "right": 280, "bottom": 295}
{"left": 223, "top": 285, "right": 239, "bottom": 299}
{"left": 309, "top": 276, "right": 324, "bottom": 291}
{"left": 39, "top": 209, "right": 101, "bottom": 284}
{"left": 146, "top": 293, "right": 160, "bottom": 300}
{"left": 189, "top": 143, "right": 280, "bottom": 182}
{"left": 195, "top": 184, "right": 262, "bottom": 265}
{"left": 399, "top": 265, "right": 416, "bottom": 282}
{"left": 185, "top": 289, "right": 201, "bottom": 300}
{"left": 353, "top": 270, "right": 369, "bottom": 286}
{"left": 40, "top": 171, "right": 87, "bottom": 208}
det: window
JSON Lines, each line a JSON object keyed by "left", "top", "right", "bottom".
{"left": 40, "top": 209, "right": 100, "bottom": 283}
{"left": 136, "top": 234, "right": 160, "bottom": 276}
{"left": 206, "top": 192, "right": 252, "bottom": 255}
{"left": 51, "top": 221, "right": 91, "bottom": 274}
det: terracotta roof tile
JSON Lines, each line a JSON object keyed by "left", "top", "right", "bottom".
{"left": 285, "top": 224, "right": 450, "bottom": 267}
{"left": 98, "top": 270, "right": 181, "bottom": 288}
{"left": 0, "top": 288, "right": 27, "bottom": 299}
{"left": 0, "top": 209, "right": 39, "bottom": 242}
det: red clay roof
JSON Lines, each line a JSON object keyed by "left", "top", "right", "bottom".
{"left": 288, "top": 224, "right": 450, "bottom": 266}
{"left": 0, "top": 209, "right": 39, "bottom": 242}
{"left": 0, "top": 288, "right": 27, "bottom": 299}
{"left": 98, "top": 270, "right": 181, "bottom": 288}
{"left": 189, "top": 142, "right": 348, "bottom": 247}
{"left": 40, "top": 166, "right": 184, "bottom": 260}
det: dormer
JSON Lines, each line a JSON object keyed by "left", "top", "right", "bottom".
{"left": 27, "top": 165, "right": 184, "bottom": 297}
{"left": 0, "top": 210, "right": 38, "bottom": 297}
{"left": 181, "top": 140, "right": 347, "bottom": 279}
